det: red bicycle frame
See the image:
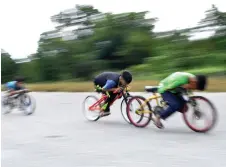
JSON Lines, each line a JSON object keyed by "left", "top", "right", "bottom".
{"left": 89, "top": 90, "right": 123, "bottom": 111}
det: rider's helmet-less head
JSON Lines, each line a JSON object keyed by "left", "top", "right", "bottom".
{"left": 196, "top": 75, "right": 207, "bottom": 91}
{"left": 121, "top": 70, "right": 133, "bottom": 84}
{"left": 15, "top": 76, "right": 25, "bottom": 83}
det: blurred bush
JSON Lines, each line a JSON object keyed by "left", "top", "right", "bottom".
{"left": 1, "top": 4, "right": 226, "bottom": 84}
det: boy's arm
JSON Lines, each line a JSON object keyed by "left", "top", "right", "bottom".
{"left": 182, "top": 84, "right": 191, "bottom": 89}
{"left": 9, "top": 90, "right": 23, "bottom": 96}
{"left": 102, "top": 80, "right": 117, "bottom": 92}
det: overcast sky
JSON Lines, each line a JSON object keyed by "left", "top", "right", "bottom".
{"left": 1, "top": 0, "right": 226, "bottom": 59}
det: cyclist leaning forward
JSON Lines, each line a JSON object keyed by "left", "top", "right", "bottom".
{"left": 93, "top": 70, "right": 132, "bottom": 117}
{"left": 152, "top": 72, "right": 207, "bottom": 129}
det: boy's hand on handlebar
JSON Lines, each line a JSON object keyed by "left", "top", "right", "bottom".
{"left": 126, "top": 85, "right": 131, "bottom": 91}
{"left": 115, "top": 87, "right": 124, "bottom": 93}
{"left": 95, "top": 85, "right": 103, "bottom": 93}
{"left": 22, "top": 89, "right": 30, "bottom": 93}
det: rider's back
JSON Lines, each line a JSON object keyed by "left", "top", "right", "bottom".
{"left": 94, "top": 72, "right": 120, "bottom": 87}
{"left": 158, "top": 72, "right": 195, "bottom": 93}
{"left": 5, "top": 81, "right": 17, "bottom": 90}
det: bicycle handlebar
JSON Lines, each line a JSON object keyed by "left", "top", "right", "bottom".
{"left": 95, "top": 85, "right": 131, "bottom": 96}
{"left": 113, "top": 85, "right": 131, "bottom": 94}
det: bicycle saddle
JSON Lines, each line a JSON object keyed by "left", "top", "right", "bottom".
{"left": 144, "top": 86, "right": 159, "bottom": 93}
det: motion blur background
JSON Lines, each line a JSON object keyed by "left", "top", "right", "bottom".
{"left": 1, "top": 4, "right": 226, "bottom": 84}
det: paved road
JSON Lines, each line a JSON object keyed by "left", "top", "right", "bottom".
{"left": 2, "top": 92, "right": 226, "bottom": 167}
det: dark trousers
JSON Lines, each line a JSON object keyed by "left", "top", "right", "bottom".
{"left": 159, "top": 91, "right": 186, "bottom": 120}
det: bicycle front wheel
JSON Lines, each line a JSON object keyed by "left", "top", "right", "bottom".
{"left": 126, "top": 96, "right": 152, "bottom": 128}
{"left": 20, "top": 94, "right": 36, "bottom": 115}
{"left": 182, "top": 96, "right": 218, "bottom": 133}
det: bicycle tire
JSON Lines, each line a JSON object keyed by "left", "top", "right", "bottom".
{"left": 83, "top": 95, "right": 101, "bottom": 121}
{"left": 22, "top": 94, "right": 36, "bottom": 116}
{"left": 120, "top": 96, "right": 143, "bottom": 124}
{"left": 182, "top": 96, "right": 218, "bottom": 133}
{"left": 1, "top": 99, "right": 12, "bottom": 115}
{"left": 126, "top": 96, "right": 152, "bottom": 128}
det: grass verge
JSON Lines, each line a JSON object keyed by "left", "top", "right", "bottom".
{"left": 2, "top": 78, "right": 226, "bottom": 92}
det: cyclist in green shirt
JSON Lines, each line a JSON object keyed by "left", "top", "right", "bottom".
{"left": 152, "top": 72, "right": 207, "bottom": 129}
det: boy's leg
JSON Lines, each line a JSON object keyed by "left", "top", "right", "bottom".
{"left": 100, "top": 91, "right": 118, "bottom": 117}
{"left": 153, "top": 91, "right": 185, "bottom": 128}
{"left": 103, "top": 91, "right": 117, "bottom": 112}
{"left": 159, "top": 91, "right": 185, "bottom": 119}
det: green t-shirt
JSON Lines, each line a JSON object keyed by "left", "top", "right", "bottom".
{"left": 158, "top": 72, "right": 195, "bottom": 94}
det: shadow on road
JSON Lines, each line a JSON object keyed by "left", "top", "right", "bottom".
{"left": 84, "top": 119, "right": 211, "bottom": 136}
{"left": 1, "top": 112, "right": 29, "bottom": 118}
{"left": 152, "top": 127, "right": 214, "bottom": 136}
{"left": 86, "top": 119, "right": 133, "bottom": 128}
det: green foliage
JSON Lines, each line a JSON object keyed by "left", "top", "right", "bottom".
{"left": 1, "top": 4, "right": 226, "bottom": 83}
{"left": 1, "top": 53, "right": 17, "bottom": 83}
{"left": 39, "top": 56, "right": 60, "bottom": 81}
{"left": 17, "top": 60, "right": 41, "bottom": 82}
{"left": 33, "top": 7, "right": 157, "bottom": 81}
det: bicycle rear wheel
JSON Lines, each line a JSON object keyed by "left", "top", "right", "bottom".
{"left": 182, "top": 96, "right": 218, "bottom": 133}
{"left": 121, "top": 96, "right": 143, "bottom": 124}
{"left": 126, "top": 96, "right": 152, "bottom": 128}
{"left": 83, "top": 95, "right": 101, "bottom": 121}
{"left": 1, "top": 96, "right": 12, "bottom": 115}
{"left": 21, "top": 94, "right": 36, "bottom": 115}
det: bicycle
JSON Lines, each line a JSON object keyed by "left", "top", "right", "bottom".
{"left": 82, "top": 86, "right": 143, "bottom": 124}
{"left": 126, "top": 86, "right": 218, "bottom": 133}
{"left": 1, "top": 89, "right": 36, "bottom": 115}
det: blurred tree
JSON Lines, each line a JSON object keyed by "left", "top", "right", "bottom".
{"left": 93, "top": 11, "right": 157, "bottom": 69}
{"left": 198, "top": 4, "right": 226, "bottom": 72}
{"left": 198, "top": 4, "right": 226, "bottom": 51}
{"left": 199, "top": 4, "right": 226, "bottom": 37}
{"left": 11, "top": 4, "right": 225, "bottom": 83}
{"left": 1, "top": 50, "right": 17, "bottom": 83}
{"left": 36, "top": 5, "right": 104, "bottom": 81}
{"left": 17, "top": 59, "right": 41, "bottom": 82}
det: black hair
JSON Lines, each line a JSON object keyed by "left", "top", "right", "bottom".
{"left": 121, "top": 70, "right": 132, "bottom": 84}
{"left": 196, "top": 75, "right": 207, "bottom": 91}
{"left": 15, "top": 76, "right": 25, "bottom": 82}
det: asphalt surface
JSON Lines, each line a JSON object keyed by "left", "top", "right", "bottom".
{"left": 1, "top": 92, "right": 226, "bottom": 167}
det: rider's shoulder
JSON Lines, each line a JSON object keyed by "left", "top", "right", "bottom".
{"left": 6, "top": 81, "right": 17, "bottom": 85}
{"left": 167, "top": 72, "right": 195, "bottom": 78}
{"left": 173, "top": 71, "right": 194, "bottom": 76}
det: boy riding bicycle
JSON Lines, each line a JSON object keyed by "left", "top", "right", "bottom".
{"left": 152, "top": 72, "right": 207, "bottom": 129}
{"left": 4, "top": 76, "right": 26, "bottom": 96}
{"left": 93, "top": 70, "right": 133, "bottom": 117}
{"left": 3, "top": 76, "right": 26, "bottom": 107}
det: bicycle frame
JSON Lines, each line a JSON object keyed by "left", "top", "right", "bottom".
{"left": 136, "top": 93, "right": 162, "bottom": 114}
{"left": 5, "top": 92, "right": 29, "bottom": 108}
{"left": 136, "top": 90, "right": 194, "bottom": 114}
{"left": 89, "top": 89, "right": 129, "bottom": 111}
